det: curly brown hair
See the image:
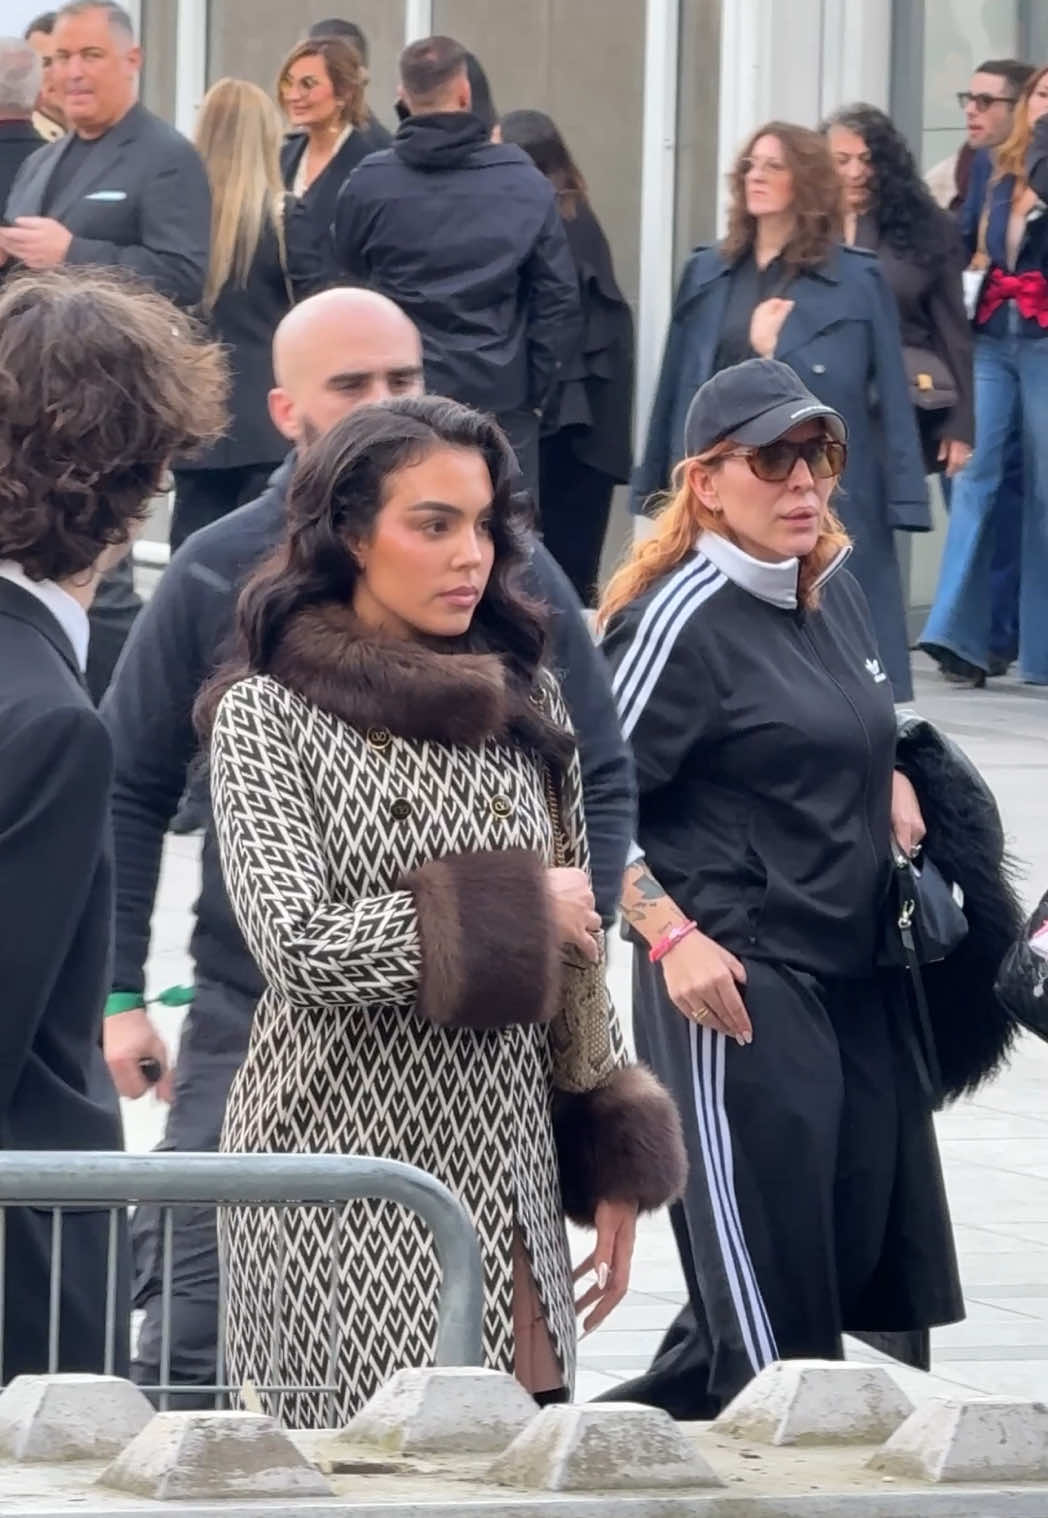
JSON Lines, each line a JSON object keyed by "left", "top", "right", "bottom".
{"left": 0, "top": 269, "right": 228, "bottom": 582}
{"left": 722, "top": 121, "right": 843, "bottom": 270}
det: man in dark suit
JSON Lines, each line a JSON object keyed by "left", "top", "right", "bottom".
{"left": 0, "top": 267, "right": 225, "bottom": 1380}
{"left": 0, "top": 39, "right": 43, "bottom": 211}
{"left": 0, "top": 0, "right": 211, "bottom": 703}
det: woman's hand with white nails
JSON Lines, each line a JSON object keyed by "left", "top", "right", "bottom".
{"left": 573, "top": 1199, "right": 637, "bottom": 1334}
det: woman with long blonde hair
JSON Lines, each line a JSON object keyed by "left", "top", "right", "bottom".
{"left": 170, "top": 78, "right": 317, "bottom": 550}
{"left": 921, "top": 66, "right": 1048, "bottom": 686}
{"left": 598, "top": 357, "right": 963, "bottom": 1420}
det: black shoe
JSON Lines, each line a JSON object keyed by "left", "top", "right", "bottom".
{"left": 169, "top": 794, "right": 206, "bottom": 834}
{"left": 920, "top": 643, "right": 986, "bottom": 688}
{"left": 987, "top": 655, "right": 1014, "bottom": 678}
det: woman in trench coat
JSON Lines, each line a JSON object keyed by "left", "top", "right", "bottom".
{"left": 636, "top": 120, "right": 928, "bottom": 700}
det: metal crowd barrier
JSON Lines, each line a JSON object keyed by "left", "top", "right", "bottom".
{"left": 0, "top": 1152, "right": 485, "bottom": 1426}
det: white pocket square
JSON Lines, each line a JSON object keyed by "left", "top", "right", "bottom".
{"left": 85, "top": 190, "right": 127, "bottom": 201}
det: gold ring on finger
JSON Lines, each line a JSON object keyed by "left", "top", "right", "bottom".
{"left": 696, "top": 1005, "right": 711, "bottom": 1022}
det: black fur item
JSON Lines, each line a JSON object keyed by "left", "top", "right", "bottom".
{"left": 896, "top": 716, "right": 1024, "bottom": 1102}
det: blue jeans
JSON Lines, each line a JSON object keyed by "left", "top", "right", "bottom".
{"left": 922, "top": 332, "right": 1048, "bottom": 683}
{"left": 940, "top": 434, "right": 1022, "bottom": 663}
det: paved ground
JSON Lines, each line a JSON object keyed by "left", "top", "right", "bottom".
{"left": 124, "top": 656, "right": 1048, "bottom": 1406}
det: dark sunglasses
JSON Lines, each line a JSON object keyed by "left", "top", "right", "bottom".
{"left": 724, "top": 438, "right": 847, "bottom": 482}
{"left": 957, "top": 90, "right": 1017, "bottom": 112}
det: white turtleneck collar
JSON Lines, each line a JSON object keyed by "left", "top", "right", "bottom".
{"left": 698, "top": 530, "right": 851, "bottom": 610}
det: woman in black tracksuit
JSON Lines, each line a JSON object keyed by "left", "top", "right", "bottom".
{"left": 599, "top": 358, "right": 963, "bottom": 1420}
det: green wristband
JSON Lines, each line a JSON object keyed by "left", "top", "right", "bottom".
{"left": 104, "top": 992, "right": 145, "bottom": 1019}
{"left": 104, "top": 985, "right": 195, "bottom": 1018}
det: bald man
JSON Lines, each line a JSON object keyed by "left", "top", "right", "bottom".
{"left": 100, "top": 286, "right": 635, "bottom": 1404}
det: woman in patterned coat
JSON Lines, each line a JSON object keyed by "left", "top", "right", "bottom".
{"left": 199, "top": 395, "right": 686, "bottom": 1427}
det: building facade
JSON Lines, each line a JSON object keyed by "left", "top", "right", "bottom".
{"left": 9, "top": 0, "right": 1045, "bottom": 603}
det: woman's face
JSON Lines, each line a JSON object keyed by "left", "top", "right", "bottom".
{"left": 282, "top": 54, "right": 339, "bottom": 130}
{"left": 1027, "top": 72, "right": 1048, "bottom": 127}
{"left": 351, "top": 446, "right": 497, "bottom": 641}
{"left": 688, "top": 420, "right": 837, "bottom": 564}
{"left": 827, "top": 124, "right": 874, "bottom": 210}
{"left": 742, "top": 134, "right": 795, "bottom": 218}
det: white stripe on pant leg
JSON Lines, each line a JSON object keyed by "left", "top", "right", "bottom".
{"left": 712, "top": 1031, "right": 779, "bottom": 1365}
{"left": 688, "top": 1021, "right": 762, "bottom": 1373}
{"left": 698, "top": 1027, "right": 772, "bottom": 1371}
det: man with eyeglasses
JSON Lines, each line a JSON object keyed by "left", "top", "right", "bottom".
{"left": 959, "top": 59, "right": 1034, "bottom": 153}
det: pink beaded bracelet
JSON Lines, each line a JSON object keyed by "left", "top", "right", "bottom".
{"left": 649, "top": 920, "right": 698, "bottom": 964}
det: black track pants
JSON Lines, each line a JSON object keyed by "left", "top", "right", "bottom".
{"left": 598, "top": 954, "right": 959, "bottom": 1419}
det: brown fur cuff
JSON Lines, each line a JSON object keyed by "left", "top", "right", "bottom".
{"left": 404, "top": 848, "right": 560, "bottom": 1031}
{"left": 553, "top": 1065, "right": 688, "bottom": 1227}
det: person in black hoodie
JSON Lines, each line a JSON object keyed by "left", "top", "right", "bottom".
{"left": 502, "top": 109, "right": 634, "bottom": 605}
{"left": 277, "top": 33, "right": 390, "bottom": 281}
{"left": 333, "top": 35, "right": 580, "bottom": 499}
{"left": 101, "top": 284, "right": 635, "bottom": 1406}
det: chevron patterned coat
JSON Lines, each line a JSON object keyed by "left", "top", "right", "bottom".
{"left": 209, "top": 610, "right": 685, "bottom": 1427}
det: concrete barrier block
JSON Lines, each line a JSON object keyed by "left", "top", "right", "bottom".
{"left": 338, "top": 1367, "right": 538, "bottom": 1455}
{"left": 488, "top": 1403, "right": 723, "bottom": 1491}
{"left": 0, "top": 1374, "right": 153, "bottom": 1461}
{"left": 714, "top": 1359, "right": 913, "bottom": 1446}
{"left": 98, "top": 1410, "right": 334, "bottom": 1500}
{"left": 870, "top": 1396, "right": 1048, "bottom": 1483}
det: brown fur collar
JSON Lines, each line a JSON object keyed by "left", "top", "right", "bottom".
{"left": 268, "top": 603, "right": 511, "bottom": 747}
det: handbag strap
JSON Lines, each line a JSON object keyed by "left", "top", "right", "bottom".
{"left": 893, "top": 856, "right": 945, "bottom": 1105}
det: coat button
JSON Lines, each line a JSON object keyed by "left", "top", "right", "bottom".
{"left": 812, "top": 363, "right": 827, "bottom": 374}
{"left": 391, "top": 799, "right": 412, "bottom": 821}
{"left": 490, "top": 795, "right": 512, "bottom": 819}
{"left": 367, "top": 726, "right": 392, "bottom": 750}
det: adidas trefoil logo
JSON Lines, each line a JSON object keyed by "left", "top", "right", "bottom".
{"left": 865, "top": 657, "right": 888, "bottom": 684}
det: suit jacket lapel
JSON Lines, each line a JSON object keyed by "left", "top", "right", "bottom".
{"left": 15, "top": 131, "right": 73, "bottom": 216}
{"left": 0, "top": 580, "right": 84, "bottom": 687}
{"left": 46, "top": 104, "right": 140, "bottom": 225}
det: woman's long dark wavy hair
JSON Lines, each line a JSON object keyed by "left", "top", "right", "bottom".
{"left": 500, "top": 109, "right": 589, "bottom": 218}
{"left": 821, "top": 103, "right": 959, "bottom": 268}
{"left": 195, "top": 396, "right": 571, "bottom": 760}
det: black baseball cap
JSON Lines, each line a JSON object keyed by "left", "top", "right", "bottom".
{"left": 684, "top": 358, "right": 847, "bottom": 457}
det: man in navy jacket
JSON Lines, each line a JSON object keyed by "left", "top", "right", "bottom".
{"left": 333, "top": 35, "right": 579, "bottom": 499}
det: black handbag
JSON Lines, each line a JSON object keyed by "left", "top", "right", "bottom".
{"left": 994, "top": 886, "right": 1048, "bottom": 1043}
{"left": 880, "top": 842, "right": 969, "bottom": 1103}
